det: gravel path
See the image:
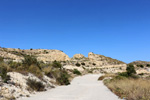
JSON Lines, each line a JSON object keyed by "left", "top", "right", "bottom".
{"left": 19, "top": 74, "right": 121, "bottom": 100}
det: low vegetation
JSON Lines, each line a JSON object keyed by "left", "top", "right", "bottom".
{"left": 0, "top": 55, "right": 71, "bottom": 86}
{"left": 51, "top": 69, "right": 70, "bottom": 85}
{"left": 75, "top": 62, "right": 80, "bottom": 67}
{"left": 27, "top": 78, "right": 45, "bottom": 91}
{"left": 0, "top": 63, "right": 10, "bottom": 83}
{"left": 73, "top": 69, "right": 81, "bottom": 75}
{"left": 105, "top": 78, "right": 150, "bottom": 100}
{"left": 99, "top": 64, "right": 150, "bottom": 100}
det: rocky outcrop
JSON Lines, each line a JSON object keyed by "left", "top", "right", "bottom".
{"left": 0, "top": 72, "right": 55, "bottom": 100}
{"left": 63, "top": 65, "right": 84, "bottom": 72}
{"left": 36, "top": 50, "right": 70, "bottom": 62}
{"left": 73, "top": 54, "right": 85, "bottom": 59}
{"left": 88, "top": 52, "right": 125, "bottom": 65}
{"left": 129, "top": 61, "right": 150, "bottom": 65}
{"left": 0, "top": 48, "right": 23, "bottom": 62}
{"left": 0, "top": 48, "right": 70, "bottom": 62}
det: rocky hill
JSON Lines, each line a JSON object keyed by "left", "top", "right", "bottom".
{"left": 129, "top": 61, "right": 150, "bottom": 74}
{"left": 0, "top": 47, "right": 127, "bottom": 100}
{"left": 0, "top": 47, "right": 125, "bottom": 66}
{"left": 0, "top": 48, "right": 70, "bottom": 62}
{"left": 129, "top": 61, "right": 150, "bottom": 65}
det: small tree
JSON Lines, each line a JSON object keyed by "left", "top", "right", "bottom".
{"left": 126, "top": 64, "right": 136, "bottom": 76}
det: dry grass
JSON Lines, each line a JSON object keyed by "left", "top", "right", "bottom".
{"left": 105, "top": 78, "right": 150, "bottom": 100}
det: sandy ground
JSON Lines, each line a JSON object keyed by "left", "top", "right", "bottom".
{"left": 18, "top": 74, "right": 121, "bottom": 100}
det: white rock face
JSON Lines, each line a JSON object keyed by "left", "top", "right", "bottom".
{"left": 0, "top": 49, "right": 23, "bottom": 62}
{"left": 88, "top": 52, "right": 101, "bottom": 61}
{"left": 136, "top": 68, "right": 150, "bottom": 74}
{"left": 0, "top": 72, "right": 55, "bottom": 99}
{"left": 63, "top": 65, "right": 84, "bottom": 72}
{"left": 37, "top": 50, "right": 70, "bottom": 62}
{"left": 0, "top": 48, "right": 70, "bottom": 62}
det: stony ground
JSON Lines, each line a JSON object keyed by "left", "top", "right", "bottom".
{"left": 18, "top": 74, "right": 121, "bottom": 100}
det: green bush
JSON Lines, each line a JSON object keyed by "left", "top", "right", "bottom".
{"left": 137, "top": 65, "right": 144, "bottom": 68}
{"left": 28, "top": 65, "right": 43, "bottom": 78}
{"left": 27, "top": 79, "right": 45, "bottom": 91}
{"left": 118, "top": 72, "right": 129, "bottom": 77}
{"left": 56, "top": 70, "right": 70, "bottom": 85}
{"left": 43, "top": 66, "right": 54, "bottom": 78}
{"left": 126, "top": 64, "right": 136, "bottom": 76}
{"left": 88, "top": 70, "right": 93, "bottom": 73}
{"left": 44, "top": 50, "right": 48, "bottom": 54}
{"left": 23, "top": 55, "right": 40, "bottom": 69}
{"left": 75, "top": 63, "right": 80, "bottom": 67}
{"left": 52, "top": 60, "right": 62, "bottom": 69}
{"left": 146, "top": 64, "right": 150, "bottom": 67}
{"left": 81, "top": 62, "right": 85, "bottom": 66}
{"left": 73, "top": 69, "right": 81, "bottom": 75}
{"left": 0, "top": 66, "right": 10, "bottom": 83}
{"left": 0, "top": 57, "right": 3, "bottom": 62}
{"left": 93, "top": 63, "right": 96, "bottom": 66}
{"left": 8, "top": 61, "right": 21, "bottom": 69}
{"left": 114, "top": 75, "right": 127, "bottom": 80}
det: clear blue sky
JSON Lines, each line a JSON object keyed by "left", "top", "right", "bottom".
{"left": 0, "top": 0, "right": 150, "bottom": 63}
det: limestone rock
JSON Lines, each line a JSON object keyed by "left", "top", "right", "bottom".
{"left": 88, "top": 52, "right": 125, "bottom": 65}
{"left": 73, "top": 54, "right": 85, "bottom": 59}
{"left": 0, "top": 48, "right": 70, "bottom": 62}
{"left": 0, "top": 72, "right": 56, "bottom": 99}
{"left": 63, "top": 65, "right": 84, "bottom": 72}
{"left": 37, "top": 50, "right": 70, "bottom": 62}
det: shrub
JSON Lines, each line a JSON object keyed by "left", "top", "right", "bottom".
{"left": 23, "top": 55, "right": 40, "bottom": 69}
{"left": 52, "top": 60, "right": 62, "bottom": 69}
{"left": 146, "top": 64, "right": 150, "bottom": 67}
{"left": 44, "top": 50, "right": 48, "bottom": 54}
{"left": 27, "top": 79, "right": 45, "bottom": 91}
{"left": 73, "top": 69, "right": 81, "bottom": 75}
{"left": 0, "top": 57, "right": 3, "bottom": 62}
{"left": 88, "top": 70, "right": 93, "bottom": 73}
{"left": 93, "top": 63, "right": 96, "bottom": 66}
{"left": 8, "top": 61, "right": 21, "bottom": 69}
{"left": 0, "top": 65, "right": 10, "bottom": 83}
{"left": 56, "top": 70, "right": 70, "bottom": 85}
{"left": 114, "top": 75, "right": 127, "bottom": 80}
{"left": 118, "top": 72, "right": 129, "bottom": 77}
{"left": 43, "top": 66, "right": 54, "bottom": 78}
{"left": 137, "top": 64, "right": 144, "bottom": 68}
{"left": 28, "top": 65, "right": 43, "bottom": 78}
{"left": 126, "top": 64, "right": 136, "bottom": 76}
{"left": 75, "top": 63, "right": 80, "bottom": 67}
{"left": 81, "top": 62, "right": 85, "bottom": 66}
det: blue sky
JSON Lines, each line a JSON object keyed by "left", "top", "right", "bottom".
{"left": 0, "top": 0, "right": 150, "bottom": 63}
